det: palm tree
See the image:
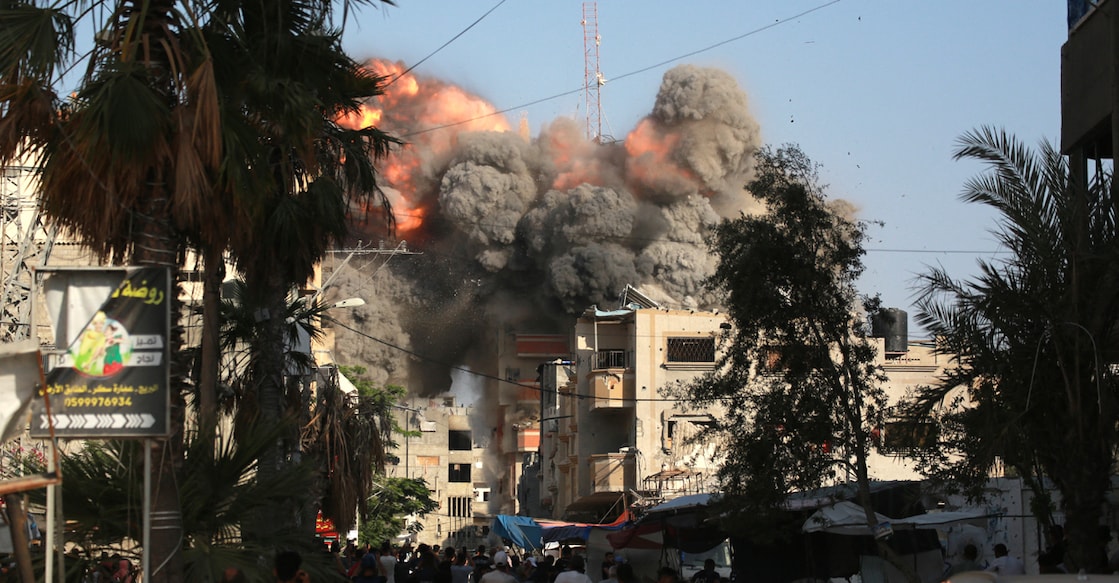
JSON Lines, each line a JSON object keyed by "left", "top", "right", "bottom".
{"left": 0, "top": 3, "right": 223, "bottom": 580}
{"left": 22, "top": 424, "right": 332, "bottom": 583}
{"left": 197, "top": 0, "right": 397, "bottom": 538}
{"left": 1, "top": 0, "right": 395, "bottom": 575}
{"left": 909, "top": 127, "right": 1119, "bottom": 573}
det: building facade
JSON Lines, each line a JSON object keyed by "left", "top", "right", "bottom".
{"left": 539, "top": 302, "right": 727, "bottom": 522}
{"left": 385, "top": 396, "right": 492, "bottom": 548}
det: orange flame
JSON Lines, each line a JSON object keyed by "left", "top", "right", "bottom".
{"left": 337, "top": 59, "right": 512, "bottom": 235}
{"left": 624, "top": 118, "right": 696, "bottom": 195}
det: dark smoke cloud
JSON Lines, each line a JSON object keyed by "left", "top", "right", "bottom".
{"left": 331, "top": 63, "right": 763, "bottom": 396}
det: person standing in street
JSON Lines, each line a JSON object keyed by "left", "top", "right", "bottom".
{"left": 553, "top": 556, "right": 593, "bottom": 583}
{"left": 985, "top": 544, "right": 1026, "bottom": 575}
{"left": 479, "top": 552, "right": 518, "bottom": 583}
{"left": 381, "top": 543, "right": 400, "bottom": 583}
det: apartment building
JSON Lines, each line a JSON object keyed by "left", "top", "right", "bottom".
{"left": 385, "top": 396, "right": 492, "bottom": 548}
{"left": 539, "top": 292, "right": 727, "bottom": 522}
{"left": 527, "top": 298, "right": 955, "bottom": 522}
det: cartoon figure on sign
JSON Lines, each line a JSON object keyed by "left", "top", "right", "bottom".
{"left": 72, "top": 311, "right": 132, "bottom": 377}
{"left": 102, "top": 322, "right": 126, "bottom": 375}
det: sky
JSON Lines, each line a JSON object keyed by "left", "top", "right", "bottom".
{"left": 339, "top": 1, "right": 1066, "bottom": 334}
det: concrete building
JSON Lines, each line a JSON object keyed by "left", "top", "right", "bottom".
{"left": 528, "top": 298, "right": 958, "bottom": 521}
{"left": 385, "top": 396, "right": 492, "bottom": 549}
{"left": 864, "top": 309, "right": 955, "bottom": 482}
{"left": 494, "top": 330, "right": 569, "bottom": 517}
{"left": 1061, "top": 0, "right": 1118, "bottom": 168}
{"left": 539, "top": 292, "right": 727, "bottom": 522}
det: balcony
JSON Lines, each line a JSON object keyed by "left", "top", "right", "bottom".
{"left": 590, "top": 370, "right": 635, "bottom": 409}
{"left": 589, "top": 453, "right": 634, "bottom": 494}
{"left": 593, "top": 349, "right": 627, "bottom": 370}
{"left": 1061, "top": 0, "right": 1115, "bottom": 156}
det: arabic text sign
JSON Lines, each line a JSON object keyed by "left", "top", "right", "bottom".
{"left": 31, "top": 267, "right": 170, "bottom": 438}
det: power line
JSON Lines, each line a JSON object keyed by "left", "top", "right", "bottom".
{"left": 401, "top": 0, "right": 844, "bottom": 138}
{"left": 608, "top": 0, "right": 843, "bottom": 85}
{"left": 866, "top": 248, "right": 1009, "bottom": 254}
{"left": 386, "top": 0, "right": 508, "bottom": 87}
{"left": 326, "top": 317, "right": 687, "bottom": 403}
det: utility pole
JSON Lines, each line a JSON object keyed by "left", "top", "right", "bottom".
{"left": 392, "top": 401, "right": 421, "bottom": 479}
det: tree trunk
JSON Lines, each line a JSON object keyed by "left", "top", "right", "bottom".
{"left": 198, "top": 244, "right": 224, "bottom": 432}
{"left": 1051, "top": 440, "right": 1110, "bottom": 573}
{"left": 853, "top": 432, "right": 920, "bottom": 583}
{"left": 248, "top": 268, "right": 298, "bottom": 539}
{"left": 132, "top": 187, "right": 184, "bottom": 583}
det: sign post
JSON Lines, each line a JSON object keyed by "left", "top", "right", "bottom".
{"left": 30, "top": 266, "right": 171, "bottom": 583}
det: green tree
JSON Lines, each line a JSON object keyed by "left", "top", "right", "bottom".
{"left": 1, "top": 0, "right": 394, "bottom": 573}
{"left": 331, "top": 366, "right": 433, "bottom": 545}
{"left": 683, "top": 145, "right": 914, "bottom": 579}
{"left": 22, "top": 424, "right": 338, "bottom": 583}
{"left": 305, "top": 365, "right": 402, "bottom": 535}
{"left": 907, "top": 128, "right": 1119, "bottom": 573}
{"left": 359, "top": 476, "right": 438, "bottom": 546}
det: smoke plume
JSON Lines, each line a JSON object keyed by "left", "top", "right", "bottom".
{"left": 329, "top": 59, "right": 761, "bottom": 410}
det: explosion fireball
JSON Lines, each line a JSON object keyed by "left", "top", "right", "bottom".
{"left": 331, "top": 60, "right": 762, "bottom": 393}
{"left": 327, "top": 58, "right": 762, "bottom": 515}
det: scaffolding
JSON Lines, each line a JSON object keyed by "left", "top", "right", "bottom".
{"left": 0, "top": 163, "right": 57, "bottom": 344}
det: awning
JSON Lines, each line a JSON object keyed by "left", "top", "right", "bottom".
{"left": 492, "top": 511, "right": 633, "bottom": 549}
{"left": 802, "top": 501, "right": 992, "bottom": 536}
{"left": 607, "top": 496, "right": 726, "bottom": 553}
{"left": 540, "top": 510, "right": 632, "bottom": 543}
{"left": 491, "top": 515, "right": 544, "bottom": 551}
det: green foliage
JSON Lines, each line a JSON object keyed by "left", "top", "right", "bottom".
{"left": 22, "top": 422, "right": 335, "bottom": 583}
{"left": 682, "top": 144, "right": 887, "bottom": 536}
{"left": 907, "top": 127, "right": 1119, "bottom": 572}
{"left": 340, "top": 365, "right": 411, "bottom": 440}
{"left": 358, "top": 476, "right": 438, "bottom": 546}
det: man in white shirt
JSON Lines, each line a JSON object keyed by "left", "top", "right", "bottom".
{"left": 554, "top": 556, "right": 593, "bottom": 583}
{"left": 381, "top": 543, "right": 399, "bottom": 583}
{"left": 480, "top": 552, "right": 517, "bottom": 583}
{"left": 985, "top": 544, "right": 1026, "bottom": 575}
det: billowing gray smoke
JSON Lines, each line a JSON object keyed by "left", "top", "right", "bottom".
{"left": 328, "top": 63, "right": 762, "bottom": 398}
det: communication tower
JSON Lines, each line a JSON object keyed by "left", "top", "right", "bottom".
{"left": 582, "top": 2, "right": 604, "bottom": 143}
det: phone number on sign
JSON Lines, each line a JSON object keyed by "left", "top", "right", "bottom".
{"left": 63, "top": 396, "right": 133, "bottom": 408}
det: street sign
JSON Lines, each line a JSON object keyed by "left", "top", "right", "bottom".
{"left": 30, "top": 267, "right": 170, "bottom": 438}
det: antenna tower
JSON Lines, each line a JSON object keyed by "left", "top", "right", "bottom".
{"left": 582, "top": 2, "right": 603, "bottom": 143}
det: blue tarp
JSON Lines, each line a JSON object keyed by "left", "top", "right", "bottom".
{"left": 542, "top": 525, "right": 591, "bottom": 543}
{"left": 491, "top": 515, "right": 544, "bottom": 551}
{"left": 492, "top": 515, "right": 632, "bottom": 548}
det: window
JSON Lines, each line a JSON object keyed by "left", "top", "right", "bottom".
{"left": 595, "top": 349, "right": 627, "bottom": 369}
{"left": 448, "top": 496, "right": 472, "bottom": 518}
{"left": 448, "top": 430, "right": 472, "bottom": 451}
{"left": 881, "top": 420, "right": 937, "bottom": 453}
{"left": 448, "top": 463, "right": 472, "bottom": 482}
{"left": 666, "top": 337, "right": 715, "bottom": 363}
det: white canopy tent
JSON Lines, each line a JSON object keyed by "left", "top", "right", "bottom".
{"left": 803, "top": 501, "right": 991, "bottom": 536}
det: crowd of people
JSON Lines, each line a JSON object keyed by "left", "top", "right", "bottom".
{"left": 321, "top": 542, "right": 723, "bottom": 583}
{"left": 943, "top": 524, "right": 1119, "bottom": 577}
